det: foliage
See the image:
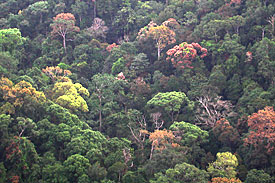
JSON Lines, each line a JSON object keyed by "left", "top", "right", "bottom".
{"left": 0, "top": 0, "right": 275, "bottom": 182}
{"left": 213, "top": 118, "right": 240, "bottom": 148}
{"left": 170, "top": 121, "right": 209, "bottom": 147}
{"left": 147, "top": 91, "right": 194, "bottom": 122}
{"left": 149, "top": 129, "right": 178, "bottom": 159}
{"left": 50, "top": 13, "right": 80, "bottom": 53}
{"left": 42, "top": 66, "right": 71, "bottom": 82}
{"left": 51, "top": 81, "right": 89, "bottom": 113}
{"left": 166, "top": 42, "right": 207, "bottom": 69}
{"left": 244, "top": 106, "right": 275, "bottom": 154}
{"left": 0, "top": 77, "right": 46, "bottom": 108}
{"left": 137, "top": 20, "right": 176, "bottom": 60}
{"left": 195, "top": 95, "right": 236, "bottom": 127}
{"left": 244, "top": 169, "right": 274, "bottom": 183}
{"left": 208, "top": 152, "right": 239, "bottom": 179}
{"left": 0, "top": 28, "right": 25, "bottom": 54}
{"left": 211, "top": 177, "right": 242, "bottom": 183}
{"left": 150, "top": 162, "right": 209, "bottom": 183}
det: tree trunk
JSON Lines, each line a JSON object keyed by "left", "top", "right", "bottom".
{"left": 99, "top": 96, "right": 102, "bottom": 132}
{"left": 63, "top": 35, "right": 67, "bottom": 53}
{"left": 93, "top": 0, "right": 96, "bottom": 19}
{"left": 40, "top": 13, "right": 43, "bottom": 24}
{"left": 157, "top": 46, "right": 161, "bottom": 60}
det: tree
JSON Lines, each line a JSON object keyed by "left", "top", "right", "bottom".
{"left": 166, "top": 42, "right": 207, "bottom": 69}
{"left": 113, "top": 0, "right": 137, "bottom": 39}
{"left": 211, "top": 177, "right": 242, "bottom": 183}
{"left": 71, "top": 0, "right": 91, "bottom": 28}
{"left": 42, "top": 66, "right": 72, "bottom": 83}
{"left": 203, "top": 20, "right": 225, "bottom": 42}
{"left": 51, "top": 81, "right": 90, "bottom": 113}
{"left": 0, "top": 77, "right": 46, "bottom": 109}
{"left": 86, "top": 18, "right": 108, "bottom": 41}
{"left": 150, "top": 162, "right": 209, "bottom": 183}
{"left": 89, "top": 74, "right": 126, "bottom": 131}
{"left": 252, "top": 38, "right": 275, "bottom": 85}
{"left": 16, "top": 117, "right": 37, "bottom": 138}
{"left": 127, "top": 110, "right": 148, "bottom": 159}
{"left": 0, "top": 28, "right": 25, "bottom": 55}
{"left": 50, "top": 13, "right": 80, "bottom": 53}
{"left": 207, "top": 152, "right": 238, "bottom": 179}
{"left": 195, "top": 95, "right": 236, "bottom": 127}
{"left": 267, "top": 14, "right": 274, "bottom": 39}
{"left": 137, "top": 20, "right": 176, "bottom": 60}
{"left": 129, "top": 53, "right": 150, "bottom": 77}
{"left": 23, "top": 1, "right": 49, "bottom": 24}
{"left": 149, "top": 129, "right": 178, "bottom": 159}
{"left": 147, "top": 91, "right": 194, "bottom": 122}
{"left": 212, "top": 118, "right": 240, "bottom": 149}
{"left": 244, "top": 169, "right": 274, "bottom": 183}
{"left": 170, "top": 121, "right": 208, "bottom": 146}
{"left": 169, "top": 121, "right": 209, "bottom": 166}
{"left": 4, "top": 136, "right": 40, "bottom": 183}
{"left": 64, "top": 154, "right": 91, "bottom": 183}
{"left": 228, "top": 16, "right": 245, "bottom": 36}
{"left": 243, "top": 106, "right": 275, "bottom": 154}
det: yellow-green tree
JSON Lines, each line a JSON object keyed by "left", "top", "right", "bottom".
{"left": 0, "top": 28, "right": 25, "bottom": 54}
{"left": 51, "top": 81, "right": 89, "bottom": 113}
{"left": 207, "top": 152, "right": 238, "bottom": 179}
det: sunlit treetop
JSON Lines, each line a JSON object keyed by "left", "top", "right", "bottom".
{"left": 0, "top": 28, "right": 25, "bottom": 54}
{"left": 42, "top": 66, "right": 72, "bottom": 82}
{"left": 137, "top": 20, "right": 177, "bottom": 60}
{"left": 166, "top": 42, "right": 207, "bottom": 69}
{"left": 0, "top": 77, "right": 46, "bottom": 107}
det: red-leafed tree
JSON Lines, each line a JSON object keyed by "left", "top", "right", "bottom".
{"left": 106, "top": 43, "right": 119, "bottom": 52}
{"left": 244, "top": 106, "right": 275, "bottom": 154}
{"left": 166, "top": 42, "right": 207, "bottom": 69}
{"left": 50, "top": 13, "right": 80, "bottom": 53}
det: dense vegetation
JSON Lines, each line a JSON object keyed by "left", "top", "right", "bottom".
{"left": 0, "top": 0, "right": 274, "bottom": 182}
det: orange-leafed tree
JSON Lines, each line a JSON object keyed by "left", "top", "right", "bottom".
{"left": 211, "top": 177, "right": 242, "bottom": 183}
{"left": 149, "top": 129, "right": 178, "bottom": 159}
{"left": 244, "top": 106, "right": 275, "bottom": 154}
{"left": 42, "top": 66, "right": 72, "bottom": 82}
{"left": 0, "top": 77, "right": 46, "bottom": 108}
{"left": 166, "top": 42, "right": 207, "bottom": 69}
{"left": 137, "top": 21, "right": 176, "bottom": 60}
{"left": 50, "top": 13, "right": 80, "bottom": 53}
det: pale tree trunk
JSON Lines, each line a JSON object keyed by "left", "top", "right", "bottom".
{"left": 99, "top": 96, "right": 102, "bottom": 132}
{"left": 62, "top": 35, "right": 66, "bottom": 53}
{"left": 93, "top": 0, "right": 96, "bottom": 19}
{"left": 150, "top": 142, "right": 155, "bottom": 160}
{"left": 214, "top": 32, "right": 218, "bottom": 43}
{"left": 157, "top": 46, "right": 161, "bottom": 60}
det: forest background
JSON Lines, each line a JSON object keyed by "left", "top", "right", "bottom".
{"left": 0, "top": 0, "right": 275, "bottom": 182}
